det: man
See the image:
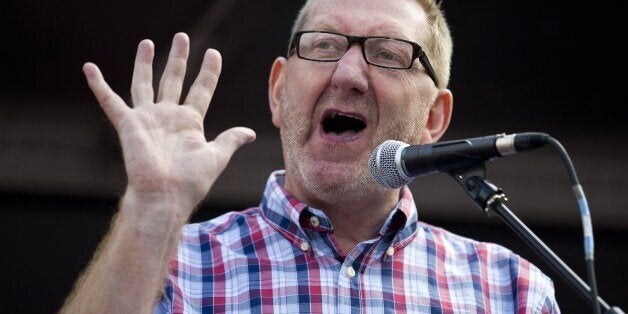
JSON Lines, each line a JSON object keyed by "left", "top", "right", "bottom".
{"left": 62, "top": 0, "right": 560, "bottom": 312}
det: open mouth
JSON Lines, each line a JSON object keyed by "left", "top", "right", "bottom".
{"left": 321, "top": 111, "right": 367, "bottom": 137}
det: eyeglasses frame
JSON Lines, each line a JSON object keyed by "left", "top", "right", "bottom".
{"left": 288, "top": 30, "right": 439, "bottom": 86}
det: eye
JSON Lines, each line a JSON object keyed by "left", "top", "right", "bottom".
{"left": 300, "top": 34, "right": 347, "bottom": 60}
{"left": 366, "top": 38, "right": 413, "bottom": 68}
{"left": 312, "top": 38, "right": 343, "bottom": 51}
{"left": 314, "top": 41, "right": 331, "bottom": 49}
{"left": 374, "top": 50, "right": 397, "bottom": 61}
{"left": 370, "top": 46, "right": 405, "bottom": 65}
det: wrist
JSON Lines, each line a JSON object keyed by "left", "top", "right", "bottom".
{"left": 119, "top": 187, "right": 194, "bottom": 233}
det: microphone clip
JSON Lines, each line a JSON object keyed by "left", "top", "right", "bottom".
{"left": 447, "top": 163, "right": 507, "bottom": 217}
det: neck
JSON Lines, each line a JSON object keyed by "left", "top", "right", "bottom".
{"left": 325, "top": 206, "right": 390, "bottom": 255}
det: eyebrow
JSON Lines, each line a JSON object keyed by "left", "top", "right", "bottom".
{"left": 303, "top": 18, "right": 341, "bottom": 32}
{"left": 304, "top": 18, "right": 417, "bottom": 43}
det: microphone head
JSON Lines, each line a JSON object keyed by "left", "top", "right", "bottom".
{"left": 368, "top": 140, "right": 411, "bottom": 189}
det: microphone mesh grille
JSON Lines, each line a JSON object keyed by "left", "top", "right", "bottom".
{"left": 368, "top": 140, "right": 412, "bottom": 189}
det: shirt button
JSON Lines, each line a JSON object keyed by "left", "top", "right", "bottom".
{"left": 346, "top": 266, "right": 356, "bottom": 278}
{"left": 300, "top": 241, "right": 310, "bottom": 251}
{"left": 309, "top": 216, "right": 320, "bottom": 227}
{"left": 386, "top": 246, "right": 395, "bottom": 257}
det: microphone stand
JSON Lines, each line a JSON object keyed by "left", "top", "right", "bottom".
{"left": 447, "top": 164, "right": 624, "bottom": 314}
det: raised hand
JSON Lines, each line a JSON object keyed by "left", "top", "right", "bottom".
{"left": 82, "top": 33, "right": 256, "bottom": 218}
{"left": 60, "top": 33, "right": 257, "bottom": 313}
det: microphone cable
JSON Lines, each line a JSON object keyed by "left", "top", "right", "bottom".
{"left": 548, "top": 136, "right": 600, "bottom": 314}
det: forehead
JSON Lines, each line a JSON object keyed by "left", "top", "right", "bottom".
{"left": 302, "top": 0, "right": 429, "bottom": 42}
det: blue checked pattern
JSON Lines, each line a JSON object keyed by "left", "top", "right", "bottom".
{"left": 154, "top": 170, "right": 560, "bottom": 313}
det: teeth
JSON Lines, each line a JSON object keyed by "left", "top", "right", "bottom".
{"left": 322, "top": 111, "right": 367, "bottom": 135}
{"left": 330, "top": 112, "right": 359, "bottom": 120}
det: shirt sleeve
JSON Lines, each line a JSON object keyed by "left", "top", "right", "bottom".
{"left": 153, "top": 279, "right": 174, "bottom": 314}
{"left": 521, "top": 261, "right": 561, "bottom": 314}
{"left": 538, "top": 279, "right": 561, "bottom": 314}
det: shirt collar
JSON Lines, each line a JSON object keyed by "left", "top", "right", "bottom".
{"left": 260, "top": 170, "right": 418, "bottom": 243}
{"left": 378, "top": 187, "right": 418, "bottom": 236}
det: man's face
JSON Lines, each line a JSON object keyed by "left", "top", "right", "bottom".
{"left": 270, "top": 0, "right": 446, "bottom": 207}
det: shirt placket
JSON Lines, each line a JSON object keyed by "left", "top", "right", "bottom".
{"left": 336, "top": 256, "right": 361, "bottom": 314}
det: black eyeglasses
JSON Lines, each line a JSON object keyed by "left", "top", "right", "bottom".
{"left": 288, "top": 30, "right": 438, "bottom": 86}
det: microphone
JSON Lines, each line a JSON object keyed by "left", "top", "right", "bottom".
{"left": 368, "top": 132, "right": 550, "bottom": 189}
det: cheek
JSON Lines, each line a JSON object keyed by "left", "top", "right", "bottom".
{"left": 285, "top": 62, "right": 331, "bottom": 107}
{"left": 279, "top": 78, "right": 321, "bottom": 138}
{"left": 374, "top": 80, "right": 433, "bottom": 142}
{"left": 385, "top": 105, "right": 425, "bottom": 138}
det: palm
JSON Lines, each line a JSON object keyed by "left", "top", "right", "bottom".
{"left": 83, "top": 33, "right": 255, "bottom": 213}
{"left": 116, "top": 104, "right": 212, "bottom": 201}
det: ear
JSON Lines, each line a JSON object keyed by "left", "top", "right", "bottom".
{"left": 268, "top": 57, "right": 287, "bottom": 128}
{"left": 423, "top": 88, "right": 453, "bottom": 143}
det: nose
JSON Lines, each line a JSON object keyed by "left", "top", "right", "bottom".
{"left": 330, "top": 44, "right": 369, "bottom": 94}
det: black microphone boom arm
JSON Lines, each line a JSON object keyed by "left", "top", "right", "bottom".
{"left": 448, "top": 165, "right": 623, "bottom": 314}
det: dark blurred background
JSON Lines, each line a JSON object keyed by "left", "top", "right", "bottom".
{"left": 1, "top": 0, "right": 626, "bottom": 313}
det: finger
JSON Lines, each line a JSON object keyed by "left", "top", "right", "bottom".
{"left": 157, "top": 32, "right": 190, "bottom": 104}
{"left": 83, "top": 62, "right": 130, "bottom": 127}
{"left": 184, "top": 49, "right": 222, "bottom": 116}
{"left": 131, "top": 39, "right": 155, "bottom": 107}
{"left": 212, "top": 127, "right": 257, "bottom": 157}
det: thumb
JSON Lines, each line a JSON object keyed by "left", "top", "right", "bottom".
{"left": 213, "top": 127, "right": 257, "bottom": 157}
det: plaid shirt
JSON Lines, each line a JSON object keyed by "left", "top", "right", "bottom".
{"left": 155, "top": 170, "right": 559, "bottom": 313}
